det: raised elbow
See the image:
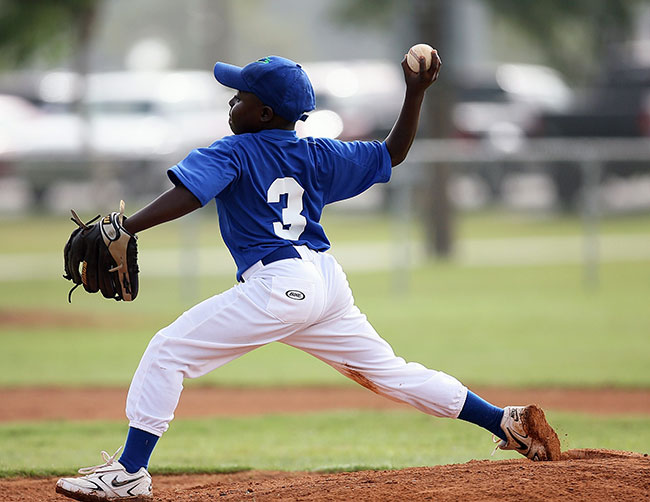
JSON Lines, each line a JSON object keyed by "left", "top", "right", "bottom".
{"left": 390, "top": 152, "right": 407, "bottom": 167}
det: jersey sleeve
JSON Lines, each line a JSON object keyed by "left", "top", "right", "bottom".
{"left": 315, "top": 139, "right": 392, "bottom": 204}
{"left": 167, "top": 138, "right": 240, "bottom": 206}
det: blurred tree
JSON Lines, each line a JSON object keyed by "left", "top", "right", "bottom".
{"left": 333, "top": 0, "right": 644, "bottom": 80}
{"left": 329, "top": 0, "right": 399, "bottom": 29}
{"left": 0, "top": 0, "right": 103, "bottom": 159}
{"left": 0, "top": 0, "right": 102, "bottom": 72}
{"left": 413, "top": 0, "right": 455, "bottom": 258}
{"left": 484, "top": 0, "right": 644, "bottom": 81}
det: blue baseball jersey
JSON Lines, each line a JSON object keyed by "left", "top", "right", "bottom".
{"left": 168, "top": 129, "right": 392, "bottom": 280}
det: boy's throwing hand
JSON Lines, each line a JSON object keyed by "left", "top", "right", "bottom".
{"left": 401, "top": 48, "right": 442, "bottom": 93}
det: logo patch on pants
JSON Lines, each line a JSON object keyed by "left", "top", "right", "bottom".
{"left": 285, "top": 290, "right": 305, "bottom": 300}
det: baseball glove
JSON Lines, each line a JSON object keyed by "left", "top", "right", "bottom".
{"left": 63, "top": 200, "right": 139, "bottom": 302}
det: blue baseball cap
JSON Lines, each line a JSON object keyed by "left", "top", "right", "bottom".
{"left": 213, "top": 56, "right": 316, "bottom": 122}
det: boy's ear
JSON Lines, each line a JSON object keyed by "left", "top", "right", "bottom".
{"left": 260, "top": 105, "right": 275, "bottom": 123}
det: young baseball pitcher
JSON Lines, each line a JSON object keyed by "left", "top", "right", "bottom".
{"left": 57, "top": 50, "right": 560, "bottom": 501}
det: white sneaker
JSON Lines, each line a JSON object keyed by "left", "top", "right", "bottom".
{"left": 56, "top": 447, "right": 152, "bottom": 501}
{"left": 494, "top": 405, "right": 561, "bottom": 461}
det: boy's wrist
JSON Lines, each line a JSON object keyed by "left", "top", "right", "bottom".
{"left": 404, "top": 87, "right": 426, "bottom": 103}
{"left": 405, "top": 81, "right": 427, "bottom": 95}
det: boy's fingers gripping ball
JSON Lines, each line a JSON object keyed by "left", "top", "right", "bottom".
{"left": 407, "top": 43, "right": 436, "bottom": 72}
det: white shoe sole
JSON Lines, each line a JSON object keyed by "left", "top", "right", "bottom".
{"left": 55, "top": 482, "right": 152, "bottom": 502}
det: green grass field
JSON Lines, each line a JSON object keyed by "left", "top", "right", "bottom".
{"left": 1, "top": 411, "right": 649, "bottom": 477}
{"left": 1, "top": 259, "right": 649, "bottom": 388}
{"left": 1, "top": 210, "right": 649, "bottom": 476}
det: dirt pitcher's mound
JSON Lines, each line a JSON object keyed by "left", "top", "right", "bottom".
{"left": 3, "top": 449, "right": 648, "bottom": 502}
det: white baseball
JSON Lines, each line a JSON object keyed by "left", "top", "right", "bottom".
{"left": 407, "top": 43, "right": 435, "bottom": 72}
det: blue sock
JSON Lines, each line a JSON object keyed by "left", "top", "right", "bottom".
{"left": 457, "top": 390, "right": 506, "bottom": 441}
{"left": 118, "top": 427, "right": 159, "bottom": 473}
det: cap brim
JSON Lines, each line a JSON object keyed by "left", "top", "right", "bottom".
{"left": 213, "top": 62, "right": 251, "bottom": 92}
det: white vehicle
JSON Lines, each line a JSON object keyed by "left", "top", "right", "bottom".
{"left": 452, "top": 63, "right": 573, "bottom": 143}
{"left": 300, "top": 60, "right": 403, "bottom": 140}
{"left": 0, "top": 70, "right": 233, "bottom": 208}
{"left": 83, "top": 70, "right": 232, "bottom": 158}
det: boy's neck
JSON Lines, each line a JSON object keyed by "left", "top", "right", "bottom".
{"left": 243, "top": 123, "right": 295, "bottom": 134}
{"left": 262, "top": 118, "right": 296, "bottom": 131}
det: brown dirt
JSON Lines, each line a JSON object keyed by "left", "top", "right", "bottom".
{"left": 522, "top": 405, "right": 562, "bottom": 461}
{"left": 1, "top": 450, "right": 648, "bottom": 502}
{"left": 0, "top": 309, "right": 100, "bottom": 329}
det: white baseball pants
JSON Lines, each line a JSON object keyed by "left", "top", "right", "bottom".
{"left": 126, "top": 246, "right": 468, "bottom": 436}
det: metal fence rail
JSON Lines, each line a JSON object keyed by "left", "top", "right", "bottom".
{"left": 408, "top": 137, "right": 650, "bottom": 163}
{"left": 394, "top": 137, "right": 650, "bottom": 289}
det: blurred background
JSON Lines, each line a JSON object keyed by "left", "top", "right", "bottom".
{"left": 0, "top": 0, "right": 649, "bottom": 280}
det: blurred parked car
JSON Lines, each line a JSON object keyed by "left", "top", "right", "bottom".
{"left": 0, "top": 70, "right": 79, "bottom": 112}
{"left": 0, "top": 90, "right": 82, "bottom": 169}
{"left": 540, "top": 63, "right": 650, "bottom": 138}
{"left": 538, "top": 43, "right": 650, "bottom": 206}
{"left": 0, "top": 69, "right": 232, "bottom": 159}
{"left": 452, "top": 63, "right": 572, "bottom": 142}
{"left": 451, "top": 63, "right": 573, "bottom": 198}
{"left": 300, "top": 60, "right": 403, "bottom": 140}
{"left": 83, "top": 70, "right": 231, "bottom": 157}
{"left": 0, "top": 69, "right": 232, "bottom": 203}
{"left": 0, "top": 94, "right": 40, "bottom": 159}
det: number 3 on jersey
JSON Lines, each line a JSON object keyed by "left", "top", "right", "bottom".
{"left": 267, "top": 177, "right": 306, "bottom": 240}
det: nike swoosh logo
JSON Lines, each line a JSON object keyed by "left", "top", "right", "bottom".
{"left": 506, "top": 427, "right": 529, "bottom": 452}
{"left": 111, "top": 475, "right": 145, "bottom": 488}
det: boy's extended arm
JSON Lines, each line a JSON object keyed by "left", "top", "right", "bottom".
{"left": 123, "top": 184, "right": 202, "bottom": 234}
{"left": 385, "top": 50, "right": 441, "bottom": 167}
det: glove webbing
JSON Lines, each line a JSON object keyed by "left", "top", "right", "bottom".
{"left": 65, "top": 211, "right": 101, "bottom": 303}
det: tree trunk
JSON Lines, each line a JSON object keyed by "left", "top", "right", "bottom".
{"left": 413, "top": 0, "right": 455, "bottom": 258}
{"left": 69, "top": 1, "right": 100, "bottom": 155}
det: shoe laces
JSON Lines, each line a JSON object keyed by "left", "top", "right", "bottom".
{"left": 78, "top": 446, "right": 123, "bottom": 475}
{"left": 491, "top": 435, "right": 505, "bottom": 456}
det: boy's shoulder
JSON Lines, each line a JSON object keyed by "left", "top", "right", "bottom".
{"left": 208, "top": 132, "right": 378, "bottom": 157}
{"left": 209, "top": 133, "right": 250, "bottom": 149}
{"left": 209, "top": 131, "right": 293, "bottom": 150}
{"left": 203, "top": 134, "right": 262, "bottom": 160}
